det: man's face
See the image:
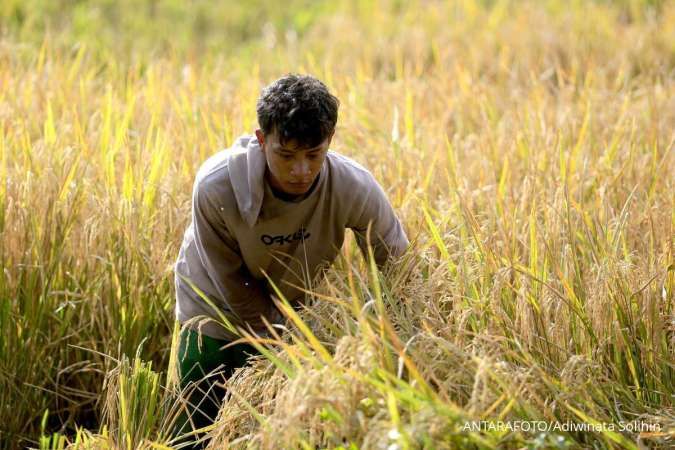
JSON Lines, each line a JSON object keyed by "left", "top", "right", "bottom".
{"left": 256, "top": 128, "right": 333, "bottom": 196}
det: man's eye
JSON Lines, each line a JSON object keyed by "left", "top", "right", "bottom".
{"left": 281, "top": 154, "right": 293, "bottom": 160}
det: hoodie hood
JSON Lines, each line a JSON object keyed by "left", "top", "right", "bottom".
{"left": 227, "top": 134, "right": 267, "bottom": 228}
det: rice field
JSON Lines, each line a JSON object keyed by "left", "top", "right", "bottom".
{"left": 0, "top": 0, "right": 673, "bottom": 448}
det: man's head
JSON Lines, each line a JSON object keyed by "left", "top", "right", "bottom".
{"left": 255, "top": 74, "right": 339, "bottom": 196}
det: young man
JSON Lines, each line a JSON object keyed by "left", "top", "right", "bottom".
{"left": 172, "top": 74, "right": 408, "bottom": 446}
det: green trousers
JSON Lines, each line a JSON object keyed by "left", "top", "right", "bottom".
{"left": 172, "top": 328, "right": 259, "bottom": 449}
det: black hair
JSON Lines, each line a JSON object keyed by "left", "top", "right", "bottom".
{"left": 256, "top": 74, "right": 339, "bottom": 149}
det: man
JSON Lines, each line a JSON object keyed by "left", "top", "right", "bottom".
{"left": 172, "top": 74, "right": 408, "bottom": 446}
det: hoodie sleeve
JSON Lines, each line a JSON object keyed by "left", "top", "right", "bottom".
{"left": 192, "top": 182, "right": 277, "bottom": 331}
{"left": 348, "top": 173, "right": 409, "bottom": 268}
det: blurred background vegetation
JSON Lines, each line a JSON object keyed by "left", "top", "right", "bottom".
{"left": 1, "top": 0, "right": 672, "bottom": 62}
{"left": 2, "top": 0, "right": 339, "bottom": 59}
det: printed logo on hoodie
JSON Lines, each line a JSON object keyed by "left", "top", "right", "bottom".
{"left": 260, "top": 227, "right": 311, "bottom": 246}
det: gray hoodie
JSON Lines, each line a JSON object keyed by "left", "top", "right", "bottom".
{"left": 174, "top": 134, "right": 409, "bottom": 340}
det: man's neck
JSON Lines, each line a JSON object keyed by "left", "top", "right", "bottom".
{"left": 265, "top": 170, "right": 320, "bottom": 203}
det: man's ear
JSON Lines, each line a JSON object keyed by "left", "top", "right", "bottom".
{"left": 255, "top": 129, "right": 265, "bottom": 149}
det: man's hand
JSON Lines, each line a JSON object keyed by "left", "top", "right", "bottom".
{"left": 242, "top": 303, "right": 286, "bottom": 339}
{"left": 267, "top": 304, "right": 285, "bottom": 325}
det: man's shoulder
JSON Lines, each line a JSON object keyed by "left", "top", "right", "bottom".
{"left": 194, "top": 150, "right": 232, "bottom": 200}
{"left": 326, "top": 150, "right": 378, "bottom": 188}
{"left": 197, "top": 136, "right": 250, "bottom": 179}
{"left": 194, "top": 136, "right": 252, "bottom": 196}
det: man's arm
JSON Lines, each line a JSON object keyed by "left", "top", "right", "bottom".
{"left": 192, "top": 184, "right": 278, "bottom": 331}
{"left": 349, "top": 173, "right": 409, "bottom": 268}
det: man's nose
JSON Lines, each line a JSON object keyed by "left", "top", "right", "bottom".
{"left": 291, "top": 160, "right": 311, "bottom": 177}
